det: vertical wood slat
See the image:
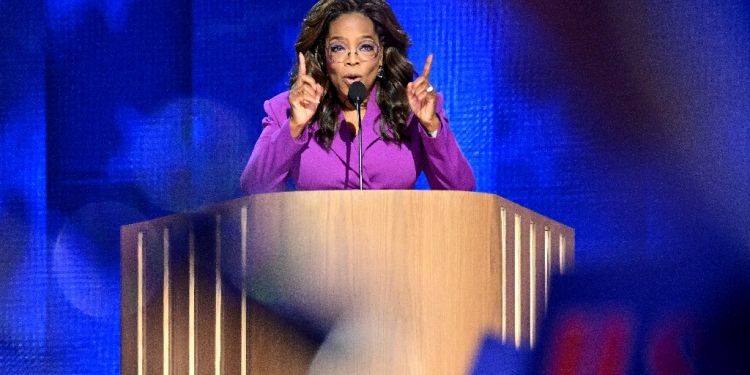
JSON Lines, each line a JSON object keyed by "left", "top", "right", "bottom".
{"left": 569, "top": 233, "right": 576, "bottom": 272}
{"left": 529, "top": 221, "right": 537, "bottom": 349}
{"left": 145, "top": 228, "right": 163, "bottom": 375}
{"left": 500, "top": 208, "right": 509, "bottom": 344}
{"left": 188, "top": 225, "right": 196, "bottom": 375}
{"left": 531, "top": 220, "right": 546, "bottom": 350}
{"left": 168, "top": 221, "right": 190, "bottom": 375}
{"left": 137, "top": 232, "right": 144, "bottom": 375}
{"left": 217, "top": 208, "right": 243, "bottom": 375}
{"left": 560, "top": 233, "right": 567, "bottom": 273}
{"left": 514, "top": 213, "right": 522, "bottom": 348}
{"left": 544, "top": 227, "right": 552, "bottom": 311}
{"left": 194, "top": 215, "right": 216, "bottom": 375}
{"left": 549, "top": 222, "right": 562, "bottom": 284}
{"left": 561, "top": 228, "right": 575, "bottom": 274}
{"left": 214, "top": 215, "right": 222, "bottom": 375}
{"left": 121, "top": 228, "right": 138, "bottom": 375}
{"left": 241, "top": 206, "right": 248, "bottom": 375}
{"left": 163, "top": 229, "right": 170, "bottom": 375}
{"left": 503, "top": 206, "right": 516, "bottom": 346}
{"left": 518, "top": 214, "right": 531, "bottom": 348}
{"left": 489, "top": 204, "right": 504, "bottom": 338}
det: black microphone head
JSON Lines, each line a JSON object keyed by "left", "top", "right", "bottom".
{"left": 347, "top": 81, "right": 367, "bottom": 106}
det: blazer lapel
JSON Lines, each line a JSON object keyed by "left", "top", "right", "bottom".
{"left": 360, "top": 87, "right": 383, "bottom": 153}
{"left": 328, "top": 113, "right": 356, "bottom": 172}
{"left": 327, "top": 86, "right": 383, "bottom": 174}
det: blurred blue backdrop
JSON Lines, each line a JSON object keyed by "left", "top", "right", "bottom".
{"left": 1, "top": 0, "right": 749, "bottom": 373}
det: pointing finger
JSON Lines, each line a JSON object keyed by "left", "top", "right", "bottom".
{"left": 298, "top": 74, "right": 317, "bottom": 89}
{"left": 299, "top": 52, "right": 307, "bottom": 77}
{"left": 421, "top": 53, "right": 433, "bottom": 79}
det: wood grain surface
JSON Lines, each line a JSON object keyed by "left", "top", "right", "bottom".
{"left": 121, "top": 190, "right": 574, "bottom": 374}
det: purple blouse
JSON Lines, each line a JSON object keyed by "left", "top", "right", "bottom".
{"left": 240, "top": 86, "right": 475, "bottom": 194}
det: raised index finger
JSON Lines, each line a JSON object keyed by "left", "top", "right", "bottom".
{"left": 298, "top": 52, "right": 307, "bottom": 76}
{"left": 421, "top": 53, "right": 433, "bottom": 78}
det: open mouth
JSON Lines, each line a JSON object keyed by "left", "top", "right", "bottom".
{"left": 343, "top": 74, "right": 362, "bottom": 85}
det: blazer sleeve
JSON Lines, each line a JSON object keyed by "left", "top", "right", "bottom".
{"left": 417, "top": 93, "right": 476, "bottom": 191}
{"left": 240, "top": 93, "right": 311, "bottom": 195}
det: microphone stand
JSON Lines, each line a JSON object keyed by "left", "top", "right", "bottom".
{"left": 348, "top": 81, "right": 366, "bottom": 190}
{"left": 356, "top": 102, "right": 363, "bottom": 190}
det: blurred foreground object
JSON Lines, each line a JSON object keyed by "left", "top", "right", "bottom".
{"left": 528, "top": 250, "right": 750, "bottom": 375}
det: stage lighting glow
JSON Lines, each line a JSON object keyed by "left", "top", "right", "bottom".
{"left": 108, "top": 98, "right": 251, "bottom": 213}
{"left": 53, "top": 202, "right": 145, "bottom": 318}
{"left": 47, "top": 0, "right": 135, "bottom": 31}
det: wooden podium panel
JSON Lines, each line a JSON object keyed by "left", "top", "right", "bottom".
{"left": 121, "top": 191, "right": 573, "bottom": 374}
{"left": 121, "top": 213, "right": 318, "bottom": 375}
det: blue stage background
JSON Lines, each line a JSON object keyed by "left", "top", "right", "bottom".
{"left": 0, "top": 0, "right": 748, "bottom": 372}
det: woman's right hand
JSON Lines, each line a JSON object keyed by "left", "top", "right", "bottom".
{"left": 289, "top": 52, "right": 323, "bottom": 139}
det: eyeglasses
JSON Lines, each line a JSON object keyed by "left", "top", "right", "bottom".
{"left": 326, "top": 40, "right": 380, "bottom": 63}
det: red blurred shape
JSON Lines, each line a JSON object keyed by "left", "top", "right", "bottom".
{"left": 646, "top": 315, "right": 699, "bottom": 375}
{"left": 543, "top": 307, "right": 635, "bottom": 375}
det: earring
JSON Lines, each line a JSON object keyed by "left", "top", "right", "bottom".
{"left": 377, "top": 65, "right": 384, "bottom": 79}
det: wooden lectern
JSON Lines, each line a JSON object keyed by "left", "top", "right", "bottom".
{"left": 121, "top": 191, "right": 573, "bottom": 374}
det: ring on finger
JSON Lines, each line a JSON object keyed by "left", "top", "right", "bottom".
{"left": 426, "top": 85, "right": 434, "bottom": 93}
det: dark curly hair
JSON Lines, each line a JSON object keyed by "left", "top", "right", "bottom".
{"left": 290, "top": 0, "right": 416, "bottom": 149}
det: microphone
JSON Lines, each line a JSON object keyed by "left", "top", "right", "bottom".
{"left": 347, "top": 81, "right": 367, "bottom": 106}
{"left": 348, "top": 82, "right": 367, "bottom": 190}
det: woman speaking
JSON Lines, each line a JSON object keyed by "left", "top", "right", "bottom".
{"left": 241, "top": 0, "right": 475, "bottom": 194}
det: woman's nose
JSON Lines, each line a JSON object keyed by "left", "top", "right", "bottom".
{"left": 344, "top": 51, "right": 359, "bottom": 65}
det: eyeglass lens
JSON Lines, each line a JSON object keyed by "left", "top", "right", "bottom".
{"left": 327, "top": 41, "right": 379, "bottom": 63}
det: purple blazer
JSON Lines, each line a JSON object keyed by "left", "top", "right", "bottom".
{"left": 240, "top": 86, "right": 475, "bottom": 194}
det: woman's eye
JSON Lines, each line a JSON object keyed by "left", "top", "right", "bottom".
{"left": 359, "top": 43, "right": 376, "bottom": 52}
{"left": 329, "top": 44, "right": 346, "bottom": 53}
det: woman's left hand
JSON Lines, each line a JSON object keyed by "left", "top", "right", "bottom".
{"left": 406, "top": 54, "right": 440, "bottom": 133}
